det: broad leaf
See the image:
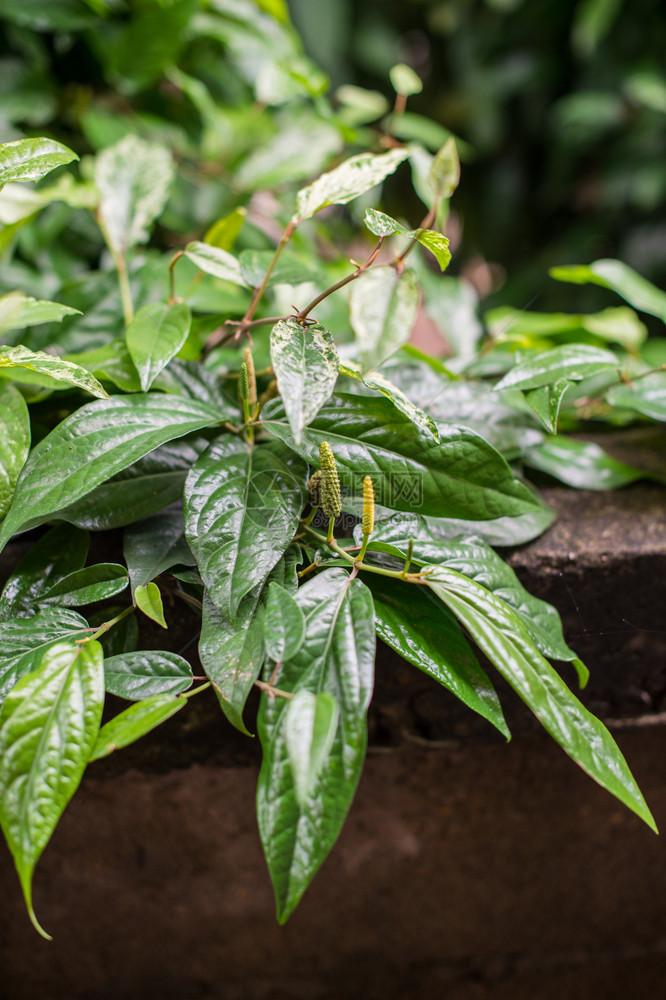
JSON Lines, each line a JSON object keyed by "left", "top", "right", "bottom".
{"left": 339, "top": 360, "right": 439, "bottom": 441}
{"left": 184, "top": 437, "right": 306, "bottom": 622}
{"left": 607, "top": 373, "right": 666, "bottom": 422}
{"left": 0, "top": 608, "right": 89, "bottom": 705}
{"left": 124, "top": 506, "right": 194, "bottom": 594}
{"left": 95, "top": 135, "right": 174, "bottom": 255}
{"left": 363, "top": 209, "right": 451, "bottom": 270}
{"left": 135, "top": 583, "right": 167, "bottom": 628}
{"left": 104, "top": 650, "right": 193, "bottom": 701}
{"left": 262, "top": 394, "right": 542, "bottom": 520}
{"left": 523, "top": 436, "right": 648, "bottom": 489}
{"left": 524, "top": 379, "right": 570, "bottom": 433}
{"left": 257, "top": 570, "right": 375, "bottom": 922}
{"left": 38, "top": 564, "right": 128, "bottom": 607}
{"left": 494, "top": 345, "right": 619, "bottom": 392}
{"left": 0, "top": 394, "right": 221, "bottom": 549}
{"left": 89, "top": 694, "right": 185, "bottom": 761}
{"left": 0, "top": 383, "right": 29, "bottom": 519}
{"left": 0, "top": 524, "right": 89, "bottom": 621}
{"left": 294, "top": 147, "right": 409, "bottom": 222}
{"left": 0, "top": 640, "right": 104, "bottom": 937}
{"left": 349, "top": 267, "right": 420, "bottom": 371}
{"left": 484, "top": 305, "right": 647, "bottom": 352}
{"left": 0, "top": 292, "right": 80, "bottom": 336}
{"left": 184, "top": 241, "right": 249, "bottom": 288}
{"left": 0, "top": 138, "right": 77, "bottom": 188}
{"left": 270, "top": 318, "right": 339, "bottom": 445}
{"left": 425, "top": 566, "right": 656, "bottom": 832}
{"left": 0, "top": 345, "right": 108, "bottom": 398}
{"left": 126, "top": 302, "right": 192, "bottom": 391}
{"left": 264, "top": 582, "right": 306, "bottom": 663}
{"left": 285, "top": 691, "right": 340, "bottom": 806}
{"left": 550, "top": 259, "right": 666, "bottom": 324}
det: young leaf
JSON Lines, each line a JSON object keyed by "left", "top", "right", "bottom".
{"left": 362, "top": 210, "right": 450, "bottom": 271}
{"left": 89, "top": 694, "right": 185, "bottom": 761}
{"left": 349, "top": 267, "right": 420, "bottom": 371}
{"left": 0, "top": 640, "right": 104, "bottom": 938}
{"left": 126, "top": 302, "right": 192, "bottom": 391}
{"left": 285, "top": 691, "right": 340, "bottom": 806}
{"left": 264, "top": 582, "right": 306, "bottom": 663}
{"left": 389, "top": 63, "right": 423, "bottom": 96}
{"left": 270, "top": 318, "right": 339, "bottom": 445}
{"left": 425, "top": 566, "right": 656, "bottom": 832}
{"left": 607, "top": 372, "right": 666, "bottom": 422}
{"left": 124, "top": 506, "right": 194, "bottom": 594}
{"left": 184, "top": 437, "right": 307, "bottom": 622}
{"left": 428, "top": 137, "right": 461, "bottom": 202}
{"left": 135, "top": 582, "right": 167, "bottom": 629}
{"left": 0, "top": 345, "right": 109, "bottom": 398}
{"left": 184, "top": 241, "right": 249, "bottom": 288}
{"left": 0, "top": 138, "right": 78, "bottom": 188}
{"left": 0, "top": 608, "right": 89, "bottom": 705}
{"left": 38, "top": 563, "right": 128, "bottom": 607}
{"left": 0, "top": 394, "right": 221, "bottom": 549}
{"left": 339, "top": 360, "right": 439, "bottom": 441}
{"left": 294, "top": 147, "right": 409, "bottom": 222}
{"left": 550, "top": 259, "right": 666, "bottom": 324}
{"left": 104, "top": 650, "right": 192, "bottom": 700}
{"left": 523, "top": 436, "right": 649, "bottom": 489}
{"left": 0, "top": 383, "right": 29, "bottom": 520}
{"left": 494, "top": 345, "right": 619, "bottom": 392}
{"left": 0, "top": 292, "right": 80, "bottom": 336}
{"left": 0, "top": 525, "right": 89, "bottom": 621}
{"left": 523, "top": 379, "right": 570, "bottom": 433}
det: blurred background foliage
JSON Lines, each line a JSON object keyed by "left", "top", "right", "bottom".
{"left": 1, "top": 0, "right": 664, "bottom": 320}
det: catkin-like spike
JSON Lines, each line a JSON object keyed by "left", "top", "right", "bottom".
{"left": 361, "top": 476, "right": 375, "bottom": 536}
{"left": 319, "top": 441, "right": 341, "bottom": 518}
{"left": 307, "top": 470, "right": 322, "bottom": 507}
{"left": 243, "top": 347, "right": 257, "bottom": 408}
{"left": 239, "top": 362, "right": 249, "bottom": 401}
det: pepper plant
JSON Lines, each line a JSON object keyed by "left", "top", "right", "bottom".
{"left": 0, "top": 118, "right": 663, "bottom": 938}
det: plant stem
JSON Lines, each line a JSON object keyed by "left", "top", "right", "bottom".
{"left": 244, "top": 219, "right": 295, "bottom": 325}
{"left": 78, "top": 606, "right": 134, "bottom": 644}
{"left": 168, "top": 250, "right": 185, "bottom": 304}
{"left": 255, "top": 679, "right": 294, "bottom": 700}
{"left": 302, "top": 525, "right": 429, "bottom": 584}
{"left": 179, "top": 681, "right": 212, "bottom": 700}
{"left": 296, "top": 238, "right": 384, "bottom": 321}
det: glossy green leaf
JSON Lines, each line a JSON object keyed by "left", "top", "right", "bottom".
{"left": 203, "top": 208, "right": 246, "bottom": 251}
{"left": 349, "top": 267, "right": 420, "bottom": 372}
{"left": 285, "top": 691, "right": 340, "bottom": 806}
{"left": 126, "top": 302, "right": 191, "bottom": 391}
{"left": 0, "top": 345, "right": 108, "bottom": 399}
{"left": 365, "top": 573, "right": 508, "bottom": 735}
{"left": 238, "top": 249, "right": 320, "bottom": 288}
{"left": 0, "top": 138, "right": 78, "bottom": 188}
{"left": 339, "top": 360, "right": 439, "bottom": 441}
{"left": 524, "top": 379, "right": 571, "bottom": 433}
{"left": 262, "top": 393, "right": 542, "bottom": 520}
{"left": 184, "top": 437, "right": 306, "bottom": 622}
{"left": 0, "top": 383, "right": 29, "bottom": 520}
{"left": 0, "top": 608, "right": 89, "bottom": 705}
{"left": 494, "top": 345, "right": 619, "bottom": 392}
{"left": 523, "top": 436, "right": 648, "bottom": 489}
{"left": 389, "top": 63, "right": 423, "bottom": 96}
{"left": 0, "top": 525, "right": 89, "bottom": 621}
{"left": 485, "top": 305, "right": 647, "bottom": 353}
{"left": 270, "top": 318, "right": 339, "bottom": 445}
{"left": 425, "top": 566, "right": 656, "bottom": 832}
{"left": 550, "top": 259, "right": 666, "bottom": 324}
{"left": 294, "top": 147, "right": 409, "bottom": 222}
{"left": 184, "top": 241, "right": 249, "bottom": 288}
{"left": 104, "top": 650, "right": 192, "bottom": 701}
{"left": 95, "top": 136, "right": 174, "bottom": 255}
{"left": 362, "top": 210, "right": 450, "bottom": 270}
{"left": 124, "top": 507, "right": 194, "bottom": 594}
{"left": 0, "top": 292, "right": 80, "bottom": 336}
{"left": 135, "top": 583, "right": 167, "bottom": 629}
{"left": 607, "top": 373, "right": 666, "bottom": 422}
{"left": 0, "top": 640, "right": 104, "bottom": 937}
{"left": 0, "top": 394, "right": 221, "bottom": 549}
{"left": 153, "top": 360, "right": 238, "bottom": 416}
{"left": 257, "top": 570, "right": 375, "bottom": 922}
{"left": 38, "top": 563, "right": 128, "bottom": 607}
{"left": 428, "top": 137, "right": 461, "bottom": 201}
{"left": 89, "top": 694, "right": 185, "bottom": 761}
{"left": 264, "top": 582, "right": 306, "bottom": 663}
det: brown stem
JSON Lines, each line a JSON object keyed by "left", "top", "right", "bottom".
{"left": 296, "top": 238, "right": 385, "bottom": 321}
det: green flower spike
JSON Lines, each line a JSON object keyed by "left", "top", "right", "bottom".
{"left": 319, "top": 441, "right": 341, "bottom": 542}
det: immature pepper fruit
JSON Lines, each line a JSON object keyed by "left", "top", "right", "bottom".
{"left": 307, "top": 469, "right": 322, "bottom": 508}
{"left": 319, "top": 441, "right": 342, "bottom": 519}
{"left": 243, "top": 347, "right": 257, "bottom": 409}
{"left": 361, "top": 475, "right": 375, "bottom": 537}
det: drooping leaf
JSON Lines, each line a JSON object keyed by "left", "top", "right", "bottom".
{"left": 184, "top": 241, "right": 249, "bottom": 288}
{"left": 0, "top": 292, "right": 80, "bottom": 336}
{"left": 285, "top": 690, "right": 340, "bottom": 806}
{"left": 294, "top": 147, "right": 409, "bottom": 222}
{"left": 0, "top": 640, "right": 104, "bottom": 937}
{"left": 124, "top": 506, "right": 194, "bottom": 594}
{"left": 523, "top": 379, "right": 570, "bottom": 433}
{"left": 0, "top": 525, "right": 89, "bottom": 621}
{"left": 349, "top": 267, "right": 420, "bottom": 372}
{"left": 550, "top": 259, "right": 666, "bottom": 325}
{"left": 264, "top": 582, "right": 306, "bottom": 663}
{"left": 0, "top": 394, "right": 221, "bottom": 549}
{"left": 523, "top": 436, "right": 649, "bottom": 489}
{"left": 126, "top": 302, "right": 191, "bottom": 391}
{"left": 607, "top": 372, "right": 666, "bottom": 422}
{"left": 135, "top": 582, "right": 167, "bottom": 629}
{"left": 89, "top": 694, "right": 185, "bottom": 761}
{"left": 0, "top": 345, "right": 109, "bottom": 398}
{"left": 184, "top": 437, "right": 307, "bottom": 622}
{"left": 0, "top": 138, "right": 78, "bottom": 188}
{"left": 0, "top": 383, "right": 30, "bottom": 520}
{"left": 0, "top": 608, "right": 89, "bottom": 705}
{"left": 339, "top": 360, "right": 439, "bottom": 441}
{"left": 494, "top": 345, "right": 619, "bottom": 392}
{"left": 270, "top": 318, "right": 339, "bottom": 445}
{"left": 38, "top": 564, "right": 128, "bottom": 607}
{"left": 257, "top": 570, "right": 376, "bottom": 922}
{"left": 104, "top": 650, "right": 193, "bottom": 701}
{"left": 425, "top": 566, "right": 656, "bottom": 832}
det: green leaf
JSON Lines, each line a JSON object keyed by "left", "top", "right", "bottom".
{"left": 425, "top": 566, "right": 656, "bottom": 832}
{"left": 264, "top": 582, "right": 306, "bottom": 663}
{"left": 523, "top": 436, "right": 648, "bottom": 489}
{"left": 294, "top": 147, "right": 409, "bottom": 222}
{"left": 203, "top": 207, "right": 246, "bottom": 251}
{"left": 0, "top": 292, "right": 81, "bottom": 336}
{"left": 550, "top": 259, "right": 666, "bottom": 325}
{"left": 38, "top": 564, "right": 128, "bottom": 607}
{"left": 0, "top": 525, "right": 89, "bottom": 621}
{"left": 0, "top": 345, "right": 108, "bottom": 399}
{"left": 285, "top": 691, "right": 340, "bottom": 806}
{"left": 362, "top": 210, "right": 450, "bottom": 270}
{"left": 270, "top": 318, "right": 339, "bottom": 446}
{"left": 95, "top": 135, "right": 174, "bottom": 255}
{"left": 607, "top": 373, "right": 666, "bottom": 422}
{"left": 339, "top": 360, "right": 439, "bottom": 441}
{"left": 365, "top": 573, "right": 508, "bottom": 735}
{"left": 389, "top": 63, "right": 423, "bottom": 96}
{"left": 0, "top": 383, "right": 29, "bottom": 520}
{"left": 349, "top": 268, "right": 420, "bottom": 372}
{"left": 523, "top": 379, "right": 571, "bottom": 433}
{"left": 124, "top": 507, "right": 194, "bottom": 594}
{"left": 0, "top": 640, "right": 104, "bottom": 938}
{"left": 428, "top": 137, "right": 461, "bottom": 202}
{"left": 89, "top": 694, "right": 185, "bottom": 761}
{"left": 135, "top": 583, "right": 167, "bottom": 629}
{"left": 494, "top": 345, "right": 619, "bottom": 392}
{"left": 184, "top": 241, "right": 249, "bottom": 288}
{"left": 0, "top": 608, "right": 89, "bottom": 705}
{"left": 0, "top": 138, "right": 78, "bottom": 189}
{"left": 104, "top": 650, "right": 192, "bottom": 701}
{"left": 184, "top": 437, "right": 307, "bottom": 622}
{"left": 126, "top": 302, "right": 192, "bottom": 392}
{"left": 0, "top": 0, "right": 96, "bottom": 31}
{"left": 0, "top": 394, "right": 221, "bottom": 549}
{"left": 262, "top": 393, "right": 542, "bottom": 520}
{"left": 238, "top": 249, "right": 321, "bottom": 288}
{"left": 257, "top": 570, "right": 375, "bottom": 922}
